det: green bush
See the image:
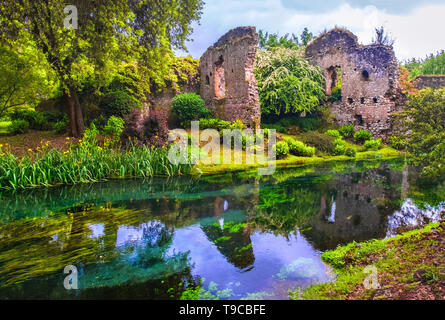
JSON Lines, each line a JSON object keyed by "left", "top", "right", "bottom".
{"left": 345, "top": 148, "right": 356, "bottom": 157}
{"left": 287, "top": 138, "right": 315, "bottom": 157}
{"left": 354, "top": 130, "right": 372, "bottom": 143}
{"left": 10, "top": 110, "right": 52, "bottom": 130}
{"left": 53, "top": 120, "right": 69, "bottom": 134}
{"left": 326, "top": 129, "right": 341, "bottom": 139}
{"left": 389, "top": 135, "right": 408, "bottom": 150}
{"left": 199, "top": 118, "right": 231, "bottom": 131}
{"left": 274, "top": 141, "right": 290, "bottom": 159}
{"left": 8, "top": 119, "right": 29, "bottom": 135}
{"left": 261, "top": 117, "right": 322, "bottom": 133}
{"left": 229, "top": 119, "right": 245, "bottom": 130}
{"left": 338, "top": 124, "right": 355, "bottom": 138}
{"left": 332, "top": 138, "right": 347, "bottom": 155}
{"left": 301, "top": 131, "right": 335, "bottom": 154}
{"left": 103, "top": 116, "right": 125, "bottom": 140}
{"left": 364, "top": 138, "right": 382, "bottom": 151}
{"left": 171, "top": 93, "right": 211, "bottom": 125}
{"left": 100, "top": 90, "right": 141, "bottom": 118}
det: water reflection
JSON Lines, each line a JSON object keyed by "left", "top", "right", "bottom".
{"left": 0, "top": 159, "right": 444, "bottom": 300}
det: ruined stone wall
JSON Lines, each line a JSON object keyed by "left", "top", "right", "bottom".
{"left": 412, "top": 75, "right": 445, "bottom": 90}
{"left": 200, "top": 27, "right": 261, "bottom": 128}
{"left": 305, "top": 29, "right": 402, "bottom": 138}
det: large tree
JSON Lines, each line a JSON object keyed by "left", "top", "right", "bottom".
{"left": 0, "top": 43, "right": 57, "bottom": 117}
{"left": 0, "top": 0, "right": 203, "bottom": 137}
{"left": 400, "top": 88, "right": 445, "bottom": 178}
{"left": 254, "top": 47, "right": 325, "bottom": 116}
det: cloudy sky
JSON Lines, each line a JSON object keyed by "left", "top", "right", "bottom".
{"left": 177, "top": 0, "right": 445, "bottom": 62}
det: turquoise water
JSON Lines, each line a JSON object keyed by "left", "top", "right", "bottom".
{"left": 0, "top": 159, "right": 443, "bottom": 299}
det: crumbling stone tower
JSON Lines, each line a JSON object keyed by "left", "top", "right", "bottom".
{"left": 200, "top": 27, "right": 261, "bottom": 128}
{"left": 306, "top": 28, "right": 402, "bottom": 138}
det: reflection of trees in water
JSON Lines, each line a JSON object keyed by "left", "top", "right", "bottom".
{"left": 0, "top": 210, "right": 197, "bottom": 299}
{"left": 78, "top": 221, "right": 193, "bottom": 291}
{"left": 253, "top": 183, "right": 324, "bottom": 237}
{"left": 201, "top": 221, "right": 255, "bottom": 270}
{"left": 0, "top": 206, "right": 187, "bottom": 289}
{"left": 0, "top": 176, "right": 205, "bottom": 222}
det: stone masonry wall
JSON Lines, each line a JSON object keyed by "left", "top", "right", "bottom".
{"left": 305, "top": 28, "right": 403, "bottom": 138}
{"left": 200, "top": 27, "right": 261, "bottom": 128}
{"left": 412, "top": 75, "right": 445, "bottom": 90}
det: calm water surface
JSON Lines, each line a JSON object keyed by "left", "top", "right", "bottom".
{"left": 0, "top": 159, "right": 443, "bottom": 300}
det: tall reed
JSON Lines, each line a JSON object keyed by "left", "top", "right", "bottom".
{"left": 0, "top": 138, "right": 192, "bottom": 190}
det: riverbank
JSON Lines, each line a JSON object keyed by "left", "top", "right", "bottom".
{"left": 296, "top": 219, "right": 445, "bottom": 300}
{"left": 198, "top": 147, "right": 403, "bottom": 175}
{"left": 0, "top": 129, "right": 403, "bottom": 190}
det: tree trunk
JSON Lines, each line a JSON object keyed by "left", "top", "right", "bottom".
{"left": 63, "top": 87, "right": 85, "bottom": 138}
{"left": 64, "top": 90, "right": 78, "bottom": 137}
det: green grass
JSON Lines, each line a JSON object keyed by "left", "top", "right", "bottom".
{"left": 297, "top": 221, "right": 445, "bottom": 300}
{"left": 198, "top": 145, "right": 402, "bottom": 175}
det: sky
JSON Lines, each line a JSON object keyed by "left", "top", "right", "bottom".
{"left": 177, "top": 0, "right": 445, "bottom": 62}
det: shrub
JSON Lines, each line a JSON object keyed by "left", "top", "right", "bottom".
{"left": 171, "top": 93, "right": 211, "bottom": 125}
{"left": 103, "top": 116, "right": 125, "bottom": 140}
{"left": 100, "top": 90, "right": 141, "bottom": 118}
{"left": 345, "top": 148, "right": 356, "bottom": 157}
{"left": 10, "top": 110, "right": 52, "bottom": 130}
{"left": 338, "top": 124, "right": 355, "bottom": 138}
{"left": 53, "top": 120, "right": 69, "bottom": 134}
{"left": 142, "top": 110, "right": 169, "bottom": 148}
{"left": 8, "top": 119, "right": 30, "bottom": 135}
{"left": 199, "top": 118, "right": 231, "bottom": 131}
{"left": 326, "top": 129, "right": 341, "bottom": 139}
{"left": 364, "top": 138, "right": 383, "bottom": 151}
{"left": 274, "top": 141, "right": 290, "bottom": 159}
{"left": 389, "top": 135, "right": 407, "bottom": 150}
{"left": 301, "top": 131, "right": 335, "bottom": 154}
{"left": 229, "top": 119, "right": 245, "bottom": 130}
{"left": 332, "top": 138, "right": 347, "bottom": 155}
{"left": 261, "top": 117, "right": 322, "bottom": 133}
{"left": 354, "top": 130, "right": 372, "bottom": 143}
{"left": 285, "top": 138, "right": 315, "bottom": 157}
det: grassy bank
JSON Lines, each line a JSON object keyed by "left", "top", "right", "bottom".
{"left": 295, "top": 219, "right": 445, "bottom": 300}
{"left": 198, "top": 146, "right": 403, "bottom": 175}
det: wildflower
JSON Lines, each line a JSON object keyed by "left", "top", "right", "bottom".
{"left": 28, "top": 149, "right": 32, "bottom": 152}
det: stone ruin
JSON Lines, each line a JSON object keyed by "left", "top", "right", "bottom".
{"left": 412, "top": 75, "right": 445, "bottom": 90}
{"left": 199, "top": 27, "right": 261, "bottom": 129}
{"left": 305, "top": 28, "right": 403, "bottom": 138}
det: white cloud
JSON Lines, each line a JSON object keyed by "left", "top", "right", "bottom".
{"left": 178, "top": 1, "right": 445, "bottom": 62}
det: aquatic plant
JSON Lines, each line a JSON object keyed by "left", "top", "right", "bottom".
{"left": 0, "top": 131, "right": 192, "bottom": 190}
